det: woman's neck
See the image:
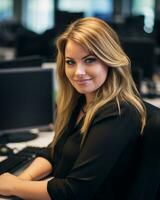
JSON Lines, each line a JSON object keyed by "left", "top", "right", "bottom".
{"left": 82, "top": 101, "right": 92, "bottom": 113}
{"left": 85, "top": 93, "right": 95, "bottom": 106}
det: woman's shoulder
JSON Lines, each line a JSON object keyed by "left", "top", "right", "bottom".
{"left": 93, "top": 100, "right": 140, "bottom": 124}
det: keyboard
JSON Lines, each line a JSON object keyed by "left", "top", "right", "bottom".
{"left": 0, "top": 146, "right": 43, "bottom": 174}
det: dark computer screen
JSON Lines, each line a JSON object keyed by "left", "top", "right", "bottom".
{"left": 0, "top": 55, "right": 45, "bottom": 69}
{"left": 121, "top": 37, "right": 155, "bottom": 79}
{"left": 0, "top": 67, "right": 54, "bottom": 143}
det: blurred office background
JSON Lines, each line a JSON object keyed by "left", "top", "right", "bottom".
{"left": 0, "top": 0, "right": 160, "bottom": 98}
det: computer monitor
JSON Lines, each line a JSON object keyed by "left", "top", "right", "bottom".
{"left": 0, "top": 55, "right": 45, "bottom": 69}
{"left": 0, "top": 67, "right": 54, "bottom": 144}
{"left": 121, "top": 37, "right": 155, "bottom": 79}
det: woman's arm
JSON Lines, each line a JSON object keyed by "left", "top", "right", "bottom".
{"left": 0, "top": 157, "right": 53, "bottom": 199}
{"left": 0, "top": 173, "right": 52, "bottom": 200}
{"left": 18, "top": 156, "right": 53, "bottom": 181}
{"left": 15, "top": 179, "right": 51, "bottom": 200}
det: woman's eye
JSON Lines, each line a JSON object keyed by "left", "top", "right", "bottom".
{"left": 85, "top": 57, "right": 96, "bottom": 64}
{"left": 65, "top": 60, "right": 75, "bottom": 65}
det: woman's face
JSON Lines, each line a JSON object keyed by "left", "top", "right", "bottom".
{"left": 65, "top": 40, "right": 109, "bottom": 102}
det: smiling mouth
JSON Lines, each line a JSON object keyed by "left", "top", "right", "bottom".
{"left": 74, "top": 78, "right": 93, "bottom": 84}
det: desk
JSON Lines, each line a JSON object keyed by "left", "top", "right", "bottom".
{"left": 0, "top": 131, "right": 54, "bottom": 200}
{"left": 144, "top": 98, "right": 160, "bottom": 108}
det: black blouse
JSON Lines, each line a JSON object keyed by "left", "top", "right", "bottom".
{"left": 41, "top": 100, "right": 142, "bottom": 200}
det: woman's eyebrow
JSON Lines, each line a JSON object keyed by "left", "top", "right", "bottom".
{"left": 65, "top": 54, "right": 93, "bottom": 60}
{"left": 82, "top": 54, "right": 94, "bottom": 59}
{"left": 65, "top": 57, "right": 73, "bottom": 59}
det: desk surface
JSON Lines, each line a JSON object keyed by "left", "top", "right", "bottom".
{"left": 144, "top": 98, "right": 160, "bottom": 108}
{"left": 0, "top": 131, "right": 54, "bottom": 200}
{"left": 0, "top": 131, "right": 54, "bottom": 163}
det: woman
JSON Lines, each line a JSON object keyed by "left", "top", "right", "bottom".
{"left": 0, "top": 17, "right": 146, "bottom": 200}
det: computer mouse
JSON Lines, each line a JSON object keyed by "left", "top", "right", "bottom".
{"left": 0, "top": 145, "right": 13, "bottom": 156}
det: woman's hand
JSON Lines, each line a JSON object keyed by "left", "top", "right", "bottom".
{"left": 0, "top": 172, "right": 21, "bottom": 196}
{"left": 0, "top": 173, "right": 51, "bottom": 200}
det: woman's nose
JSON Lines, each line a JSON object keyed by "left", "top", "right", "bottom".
{"left": 75, "top": 64, "right": 86, "bottom": 76}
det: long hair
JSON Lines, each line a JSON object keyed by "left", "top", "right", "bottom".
{"left": 54, "top": 17, "right": 146, "bottom": 145}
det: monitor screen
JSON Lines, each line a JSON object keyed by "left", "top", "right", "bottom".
{"left": 0, "top": 67, "right": 54, "bottom": 143}
{"left": 121, "top": 37, "right": 155, "bottom": 79}
{"left": 0, "top": 55, "right": 44, "bottom": 69}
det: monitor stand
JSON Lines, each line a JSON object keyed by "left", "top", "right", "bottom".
{"left": 0, "top": 132, "right": 38, "bottom": 144}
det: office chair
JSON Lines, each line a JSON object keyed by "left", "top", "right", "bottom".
{"left": 128, "top": 101, "right": 160, "bottom": 200}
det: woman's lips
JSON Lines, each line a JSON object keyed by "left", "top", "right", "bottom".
{"left": 74, "top": 78, "right": 93, "bottom": 85}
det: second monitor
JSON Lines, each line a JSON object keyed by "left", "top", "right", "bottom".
{"left": 0, "top": 67, "right": 54, "bottom": 144}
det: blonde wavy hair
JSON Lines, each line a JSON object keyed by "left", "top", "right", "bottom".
{"left": 53, "top": 17, "right": 146, "bottom": 144}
